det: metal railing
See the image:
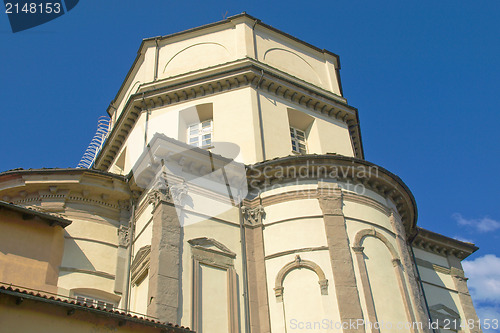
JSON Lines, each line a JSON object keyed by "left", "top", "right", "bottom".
{"left": 77, "top": 116, "right": 110, "bottom": 169}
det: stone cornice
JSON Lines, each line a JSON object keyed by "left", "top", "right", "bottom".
{"left": 0, "top": 169, "right": 131, "bottom": 215}
{"left": 412, "top": 227, "right": 478, "bottom": 260}
{"left": 246, "top": 154, "right": 417, "bottom": 235}
{"left": 95, "top": 58, "right": 363, "bottom": 171}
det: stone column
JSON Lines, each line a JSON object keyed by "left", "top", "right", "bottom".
{"left": 389, "top": 211, "right": 431, "bottom": 332}
{"left": 146, "top": 187, "right": 182, "bottom": 324}
{"left": 317, "top": 183, "right": 365, "bottom": 333}
{"left": 242, "top": 205, "right": 271, "bottom": 333}
{"left": 447, "top": 255, "right": 481, "bottom": 333}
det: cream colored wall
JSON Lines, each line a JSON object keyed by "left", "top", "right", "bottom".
{"left": 111, "top": 88, "right": 262, "bottom": 173}
{"left": 413, "top": 248, "right": 450, "bottom": 268}
{"left": 343, "top": 201, "right": 393, "bottom": 231}
{"left": 363, "top": 236, "right": 409, "bottom": 332}
{"left": 258, "top": 90, "right": 354, "bottom": 160}
{"left": 0, "top": 211, "right": 65, "bottom": 294}
{"left": 254, "top": 25, "right": 341, "bottom": 95}
{"left": 57, "top": 207, "right": 121, "bottom": 300}
{"left": 413, "top": 248, "right": 471, "bottom": 333}
{"left": 58, "top": 271, "right": 115, "bottom": 296}
{"left": 260, "top": 188, "right": 340, "bottom": 332}
{"left": 421, "top": 284, "right": 466, "bottom": 331}
{"left": 158, "top": 26, "right": 238, "bottom": 80}
{"left": 113, "top": 46, "right": 156, "bottom": 122}
{"left": 130, "top": 274, "right": 149, "bottom": 315}
{"left": 200, "top": 264, "right": 230, "bottom": 332}
{"left": 283, "top": 265, "right": 331, "bottom": 332}
{"left": 259, "top": 180, "right": 423, "bottom": 332}
{"left": 418, "top": 266, "right": 455, "bottom": 291}
{"left": 133, "top": 202, "right": 153, "bottom": 258}
{"left": 265, "top": 252, "right": 340, "bottom": 333}
{"left": 181, "top": 209, "right": 243, "bottom": 329}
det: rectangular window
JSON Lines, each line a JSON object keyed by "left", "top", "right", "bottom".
{"left": 75, "top": 295, "right": 115, "bottom": 310}
{"left": 290, "top": 127, "right": 307, "bottom": 154}
{"left": 188, "top": 120, "right": 213, "bottom": 148}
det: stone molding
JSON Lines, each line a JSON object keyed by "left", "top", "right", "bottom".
{"left": 248, "top": 155, "right": 417, "bottom": 235}
{"left": 415, "top": 258, "right": 451, "bottom": 275}
{"left": 264, "top": 246, "right": 329, "bottom": 260}
{"left": 63, "top": 236, "right": 118, "bottom": 248}
{"left": 352, "top": 228, "right": 399, "bottom": 259}
{"left": 131, "top": 245, "right": 151, "bottom": 285}
{"left": 273, "top": 255, "right": 328, "bottom": 303}
{"left": 59, "top": 267, "right": 115, "bottom": 280}
{"left": 412, "top": 227, "right": 478, "bottom": 260}
{"left": 247, "top": 188, "right": 390, "bottom": 221}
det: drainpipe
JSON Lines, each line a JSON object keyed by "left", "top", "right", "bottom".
{"left": 238, "top": 187, "right": 251, "bottom": 333}
{"left": 142, "top": 94, "right": 150, "bottom": 147}
{"left": 251, "top": 20, "right": 266, "bottom": 162}
{"left": 251, "top": 19, "right": 259, "bottom": 60}
{"left": 154, "top": 38, "right": 160, "bottom": 81}
{"left": 408, "top": 229, "right": 436, "bottom": 333}
{"left": 123, "top": 198, "right": 136, "bottom": 312}
{"left": 255, "top": 70, "right": 266, "bottom": 161}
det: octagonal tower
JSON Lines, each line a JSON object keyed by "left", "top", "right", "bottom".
{"left": 0, "top": 13, "right": 480, "bottom": 333}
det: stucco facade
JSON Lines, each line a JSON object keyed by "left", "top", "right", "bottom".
{"left": 0, "top": 13, "right": 481, "bottom": 333}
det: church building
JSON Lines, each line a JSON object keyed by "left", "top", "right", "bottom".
{"left": 0, "top": 13, "right": 481, "bottom": 333}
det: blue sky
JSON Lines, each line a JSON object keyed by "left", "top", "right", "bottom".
{"left": 1, "top": 0, "right": 499, "bottom": 327}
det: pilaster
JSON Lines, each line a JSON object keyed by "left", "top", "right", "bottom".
{"left": 447, "top": 255, "right": 481, "bottom": 333}
{"left": 389, "top": 211, "right": 431, "bottom": 332}
{"left": 242, "top": 205, "right": 271, "bottom": 333}
{"left": 317, "top": 182, "right": 365, "bottom": 333}
{"left": 146, "top": 186, "right": 182, "bottom": 324}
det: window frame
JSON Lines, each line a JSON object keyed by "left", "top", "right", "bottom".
{"left": 75, "top": 294, "right": 115, "bottom": 310}
{"left": 290, "top": 126, "right": 307, "bottom": 154}
{"left": 187, "top": 119, "right": 213, "bottom": 149}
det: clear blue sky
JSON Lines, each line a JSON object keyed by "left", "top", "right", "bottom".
{"left": 1, "top": 0, "right": 499, "bottom": 326}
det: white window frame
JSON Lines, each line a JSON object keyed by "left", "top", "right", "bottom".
{"left": 290, "top": 126, "right": 307, "bottom": 154}
{"left": 188, "top": 119, "right": 213, "bottom": 148}
{"left": 75, "top": 294, "right": 115, "bottom": 310}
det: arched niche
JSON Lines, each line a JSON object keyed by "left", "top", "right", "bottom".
{"left": 274, "top": 255, "right": 328, "bottom": 303}
{"left": 352, "top": 228, "right": 417, "bottom": 333}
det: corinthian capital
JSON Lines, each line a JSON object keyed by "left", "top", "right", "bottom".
{"left": 241, "top": 205, "right": 265, "bottom": 225}
{"left": 118, "top": 225, "right": 130, "bottom": 247}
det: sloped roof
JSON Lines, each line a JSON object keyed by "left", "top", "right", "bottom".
{"left": 0, "top": 200, "right": 72, "bottom": 228}
{"left": 0, "top": 285, "right": 194, "bottom": 332}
